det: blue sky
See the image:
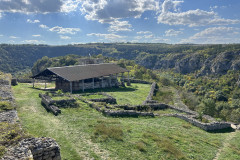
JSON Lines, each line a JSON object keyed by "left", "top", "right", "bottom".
{"left": 0, "top": 0, "right": 239, "bottom": 45}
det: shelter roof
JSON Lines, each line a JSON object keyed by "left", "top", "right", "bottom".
{"left": 32, "top": 63, "right": 128, "bottom": 82}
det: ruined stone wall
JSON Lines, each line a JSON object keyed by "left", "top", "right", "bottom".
{"left": 121, "top": 78, "right": 152, "bottom": 84}
{"left": 169, "top": 114, "right": 232, "bottom": 131}
{"left": 2, "top": 137, "right": 61, "bottom": 160}
{"left": 143, "top": 82, "right": 157, "bottom": 104}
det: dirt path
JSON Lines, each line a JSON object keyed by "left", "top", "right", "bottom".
{"left": 213, "top": 131, "right": 237, "bottom": 160}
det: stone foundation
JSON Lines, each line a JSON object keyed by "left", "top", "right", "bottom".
{"left": 2, "top": 137, "right": 61, "bottom": 160}
{"left": 169, "top": 114, "right": 232, "bottom": 131}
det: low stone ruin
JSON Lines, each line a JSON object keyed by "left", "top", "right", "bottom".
{"left": 85, "top": 93, "right": 117, "bottom": 104}
{"left": 169, "top": 114, "right": 232, "bottom": 131}
{"left": 2, "top": 137, "right": 61, "bottom": 160}
{"left": 39, "top": 93, "right": 77, "bottom": 115}
{"left": 0, "top": 110, "right": 18, "bottom": 123}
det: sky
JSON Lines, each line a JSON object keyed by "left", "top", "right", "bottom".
{"left": 0, "top": 0, "right": 239, "bottom": 45}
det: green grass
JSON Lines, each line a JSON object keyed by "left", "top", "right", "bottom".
{"left": 106, "top": 83, "right": 151, "bottom": 105}
{"left": 12, "top": 83, "right": 240, "bottom": 160}
{"left": 218, "top": 131, "right": 240, "bottom": 160}
{"left": 153, "top": 86, "right": 174, "bottom": 105}
{"left": 81, "top": 94, "right": 107, "bottom": 100}
{"left": 51, "top": 96, "right": 72, "bottom": 101}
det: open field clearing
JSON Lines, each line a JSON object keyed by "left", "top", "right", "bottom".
{"left": 13, "top": 83, "right": 240, "bottom": 160}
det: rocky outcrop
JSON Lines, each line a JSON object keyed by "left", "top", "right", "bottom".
{"left": 137, "top": 50, "right": 240, "bottom": 76}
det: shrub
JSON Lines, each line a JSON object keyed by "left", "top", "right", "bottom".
{"left": 214, "top": 91, "right": 228, "bottom": 101}
{"left": 180, "top": 90, "right": 199, "bottom": 110}
{"left": 159, "top": 77, "right": 172, "bottom": 86}
{"left": 198, "top": 98, "right": 216, "bottom": 117}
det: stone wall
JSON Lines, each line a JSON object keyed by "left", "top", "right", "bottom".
{"left": 1, "top": 75, "right": 62, "bottom": 160}
{"left": 103, "top": 110, "right": 154, "bottom": 117}
{"left": 143, "top": 82, "right": 157, "bottom": 104}
{"left": 40, "top": 93, "right": 77, "bottom": 115}
{"left": 169, "top": 114, "right": 232, "bottom": 131}
{"left": 88, "top": 93, "right": 117, "bottom": 104}
{"left": 121, "top": 78, "right": 152, "bottom": 84}
{"left": 2, "top": 137, "right": 61, "bottom": 160}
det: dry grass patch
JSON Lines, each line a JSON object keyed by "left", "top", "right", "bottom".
{"left": 93, "top": 121, "right": 124, "bottom": 142}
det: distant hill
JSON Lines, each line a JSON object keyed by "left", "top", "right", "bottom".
{"left": 1, "top": 43, "right": 240, "bottom": 75}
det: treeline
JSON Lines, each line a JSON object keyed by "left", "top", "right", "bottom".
{"left": 30, "top": 54, "right": 159, "bottom": 82}
{"left": 164, "top": 71, "right": 240, "bottom": 123}
{"left": 1, "top": 43, "right": 240, "bottom": 74}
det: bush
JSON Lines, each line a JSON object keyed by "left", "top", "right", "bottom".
{"left": 214, "top": 91, "right": 228, "bottom": 101}
{"left": 198, "top": 98, "right": 216, "bottom": 117}
{"left": 216, "top": 102, "right": 230, "bottom": 117}
{"left": 180, "top": 90, "right": 199, "bottom": 110}
{"left": 159, "top": 77, "right": 172, "bottom": 86}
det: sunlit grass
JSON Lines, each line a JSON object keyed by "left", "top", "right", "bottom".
{"left": 11, "top": 83, "right": 239, "bottom": 160}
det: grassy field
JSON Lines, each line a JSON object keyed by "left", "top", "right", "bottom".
{"left": 12, "top": 83, "right": 240, "bottom": 160}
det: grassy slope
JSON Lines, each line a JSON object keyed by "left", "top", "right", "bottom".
{"left": 12, "top": 83, "right": 239, "bottom": 160}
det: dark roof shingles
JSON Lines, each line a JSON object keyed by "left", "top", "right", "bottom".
{"left": 46, "top": 63, "right": 128, "bottom": 81}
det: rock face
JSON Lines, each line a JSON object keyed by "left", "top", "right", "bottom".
{"left": 138, "top": 50, "right": 240, "bottom": 75}
{"left": 2, "top": 137, "right": 61, "bottom": 160}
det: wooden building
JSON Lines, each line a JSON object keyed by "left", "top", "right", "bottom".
{"left": 31, "top": 63, "right": 129, "bottom": 93}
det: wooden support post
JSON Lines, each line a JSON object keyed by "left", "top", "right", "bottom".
{"left": 70, "top": 81, "right": 72, "bottom": 94}
{"left": 82, "top": 80, "right": 84, "bottom": 92}
{"left": 92, "top": 78, "right": 94, "bottom": 89}
{"left": 109, "top": 75, "right": 112, "bottom": 87}
{"left": 33, "top": 78, "right": 35, "bottom": 88}
{"left": 45, "top": 81, "right": 47, "bottom": 89}
{"left": 101, "top": 77, "right": 104, "bottom": 88}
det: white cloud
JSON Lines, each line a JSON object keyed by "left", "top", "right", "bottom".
{"left": 27, "top": 19, "right": 40, "bottom": 23}
{"left": 158, "top": 0, "right": 240, "bottom": 27}
{"left": 87, "top": 33, "right": 126, "bottom": 41}
{"left": 165, "top": 29, "right": 183, "bottom": 36}
{"left": 137, "top": 31, "right": 152, "bottom": 34}
{"left": 0, "top": 12, "right": 2, "bottom": 19}
{"left": 60, "top": 35, "right": 71, "bottom": 40}
{"left": 39, "top": 24, "right": 49, "bottom": 29}
{"left": 61, "top": 0, "right": 82, "bottom": 12}
{"left": 108, "top": 20, "right": 132, "bottom": 32}
{"left": 32, "top": 34, "right": 41, "bottom": 37}
{"left": 180, "top": 27, "right": 240, "bottom": 44}
{"left": 0, "top": 34, "right": 3, "bottom": 37}
{"left": 49, "top": 26, "right": 80, "bottom": 34}
{"left": 81, "top": 0, "right": 159, "bottom": 23}
{"left": 0, "top": 0, "right": 63, "bottom": 13}
{"left": 9, "top": 36, "right": 19, "bottom": 39}
{"left": 22, "top": 40, "right": 46, "bottom": 44}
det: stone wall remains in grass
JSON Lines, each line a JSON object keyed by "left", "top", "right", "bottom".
{"left": 168, "top": 114, "right": 232, "bottom": 131}
{"left": 40, "top": 93, "right": 77, "bottom": 115}
{"left": 2, "top": 137, "right": 61, "bottom": 160}
{"left": 87, "top": 93, "right": 117, "bottom": 104}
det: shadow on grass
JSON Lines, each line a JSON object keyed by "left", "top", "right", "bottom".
{"left": 29, "top": 87, "right": 56, "bottom": 91}
{"left": 208, "top": 127, "right": 235, "bottom": 133}
{"left": 73, "top": 86, "right": 136, "bottom": 94}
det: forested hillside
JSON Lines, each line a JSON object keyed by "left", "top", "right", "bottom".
{"left": 1, "top": 43, "right": 240, "bottom": 75}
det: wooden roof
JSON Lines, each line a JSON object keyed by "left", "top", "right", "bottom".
{"left": 32, "top": 63, "right": 128, "bottom": 82}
